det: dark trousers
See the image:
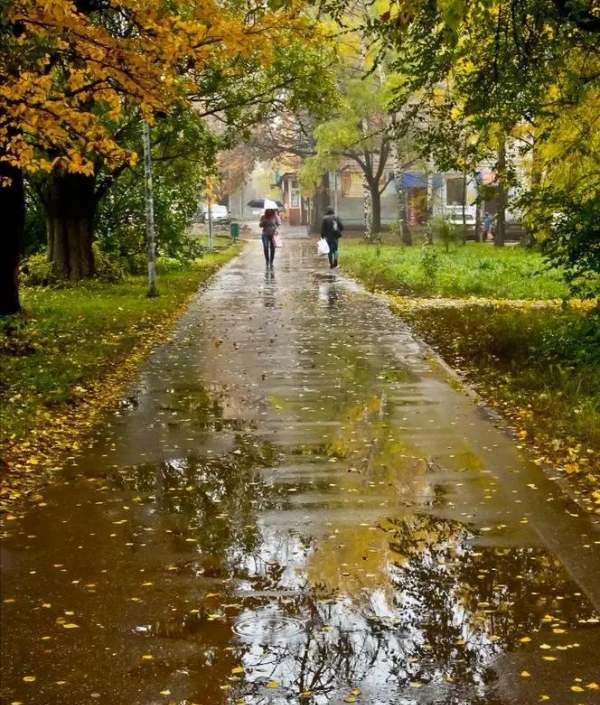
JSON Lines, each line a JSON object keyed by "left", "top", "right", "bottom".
{"left": 262, "top": 234, "right": 275, "bottom": 265}
{"left": 326, "top": 237, "right": 339, "bottom": 267}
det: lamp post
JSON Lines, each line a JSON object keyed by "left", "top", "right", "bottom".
{"left": 142, "top": 120, "right": 158, "bottom": 297}
{"left": 205, "top": 175, "right": 215, "bottom": 251}
{"left": 207, "top": 198, "right": 213, "bottom": 251}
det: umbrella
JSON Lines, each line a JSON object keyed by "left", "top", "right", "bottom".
{"left": 247, "top": 198, "right": 284, "bottom": 210}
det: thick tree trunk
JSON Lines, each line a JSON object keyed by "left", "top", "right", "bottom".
{"left": 495, "top": 137, "right": 506, "bottom": 247}
{"left": 45, "top": 172, "right": 97, "bottom": 280}
{"left": 0, "top": 162, "right": 24, "bottom": 315}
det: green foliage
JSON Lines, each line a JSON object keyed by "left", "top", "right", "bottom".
{"left": 300, "top": 69, "right": 390, "bottom": 193}
{"left": 23, "top": 183, "right": 46, "bottom": 256}
{"left": 21, "top": 246, "right": 125, "bottom": 286}
{"left": 92, "top": 245, "right": 126, "bottom": 283}
{"left": 537, "top": 193, "right": 600, "bottom": 297}
{"left": 420, "top": 246, "right": 440, "bottom": 281}
{"left": 20, "top": 253, "right": 56, "bottom": 288}
{"left": 371, "top": 0, "right": 599, "bottom": 283}
{"left": 341, "top": 241, "right": 570, "bottom": 299}
{"left": 96, "top": 109, "right": 215, "bottom": 267}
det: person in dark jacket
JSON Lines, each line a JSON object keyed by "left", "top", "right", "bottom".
{"left": 321, "top": 206, "right": 344, "bottom": 268}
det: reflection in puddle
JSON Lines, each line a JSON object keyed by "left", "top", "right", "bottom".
{"left": 2, "top": 242, "right": 599, "bottom": 705}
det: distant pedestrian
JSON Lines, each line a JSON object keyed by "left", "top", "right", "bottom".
{"left": 321, "top": 206, "right": 344, "bottom": 269}
{"left": 483, "top": 211, "right": 494, "bottom": 240}
{"left": 260, "top": 208, "right": 280, "bottom": 267}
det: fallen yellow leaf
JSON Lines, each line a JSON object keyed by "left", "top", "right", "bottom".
{"left": 265, "top": 680, "right": 280, "bottom": 689}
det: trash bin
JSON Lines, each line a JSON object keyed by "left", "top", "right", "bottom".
{"left": 230, "top": 222, "right": 239, "bottom": 241}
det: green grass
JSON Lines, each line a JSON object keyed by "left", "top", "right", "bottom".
{"left": 0, "top": 247, "right": 239, "bottom": 446}
{"left": 341, "top": 240, "right": 570, "bottom": 299}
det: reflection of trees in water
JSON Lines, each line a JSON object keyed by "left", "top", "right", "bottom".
{"left": 226, "top": 593, "right": 504, "bottom": 705}
{"left": 106, "top": 434, "right": 280, "bottom": 569}
{"left": 220, "top": 512, "right": 596, "bottom": 705}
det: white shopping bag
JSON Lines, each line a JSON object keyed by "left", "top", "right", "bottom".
{"left": 317, "top": 238, "right": 330, "bottom": 256}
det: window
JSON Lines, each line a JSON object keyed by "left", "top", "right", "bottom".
{"left": 290, "top": 188, "right": 300, "bottom": 208}
{"left": 445, "top": 177, "right": 465, "bottom": 205}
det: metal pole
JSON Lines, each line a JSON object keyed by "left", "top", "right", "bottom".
{"left": 207, "top": 196, "right": 213, "bottom": 251}
{"left": 142, "top": 120, "right": 158, "bottom": 297}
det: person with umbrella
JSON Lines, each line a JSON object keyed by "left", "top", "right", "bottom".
{"left": 259, "top": 208, "right": 281, "bottom": 268}
{"left": 321, "top": 206, "right": 344, "bottom": 268}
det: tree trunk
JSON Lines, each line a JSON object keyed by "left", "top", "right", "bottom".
{"left": 474, "top": 173, "right": 482, "bottom": 242}
{"left": 495, "top": 137, "right": 506, "bottom": 247}
{"left": 370, "top": 183, "right": 382, "bottom": 234}
{"left": 425, "top": 167, "right": 434, "bottom": 245}
{"left": 461, "top": 173, "right": 467, "bottom": 244}
{"left": 401, "top": 187, "right": 412, "bottom": 245}
{"left": 393, "top": 144, "right": 412, "bottom": 245}
{"left": 0, "top": 162, "right": 24, "bottom": 315}
{"left": 45, "top": 171, "right": 97, "bottom": 280}
{"left": 362, "top": 173, "right": 373, "bottom": 240}
{"left": 143, "top": 120, "right": 158, "bottom": 296}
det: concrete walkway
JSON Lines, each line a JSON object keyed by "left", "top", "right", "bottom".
{"left": 2, "top": 240, "right": 599, "bottom": 705}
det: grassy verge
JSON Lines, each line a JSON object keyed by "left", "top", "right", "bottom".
{"left": 0, "top": 246, "right": 240, "bottom": 511}
{"left": 340, "top": 242, "right": 600, "bottom": 512}
{"left": 341, "top": 240, "right": 570, "bottom": 299}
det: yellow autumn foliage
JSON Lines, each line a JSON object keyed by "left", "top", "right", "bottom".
{"left": 1, "top": 0, "right": 315, "bottom": 175}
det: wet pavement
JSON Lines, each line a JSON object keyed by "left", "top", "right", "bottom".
{"left": 2, "top": 238, "right": 600, "bottom": 705}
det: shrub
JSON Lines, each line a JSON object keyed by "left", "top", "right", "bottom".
{"left": 176, "top": 236, "right": 206, "bottom": 262}
{"left": 156, "top": 256, "right": 186, "bottom": 273}
{"left": 20, "top": 253, "right": 57, "bottom": 287}
{"left": 420, "top": 246, "right": 440, "bottom": 281}
{"left": 123, "top": 252, "right": 147, "bottom": 275}
{"left": 92, "top": 245, "right": 125, "bottom": 282}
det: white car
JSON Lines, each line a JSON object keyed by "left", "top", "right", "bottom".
{"left": 198, "top": 204, "right": 230, "bottom": 224}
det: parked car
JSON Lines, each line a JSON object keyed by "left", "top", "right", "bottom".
{"left": 197, "top": 204, "right": 230, "bottom": 224}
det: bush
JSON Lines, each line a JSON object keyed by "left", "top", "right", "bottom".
{"left": 175, "top": 236, "right": 206, "bottom": 262}
{"left": 20, "top": 253, "right": 57, "bottom": 287}
{"left": 156, "top": 256, "right": 186, "bottom": 273}
{"left": 92, "top": 245, "right": 126, "bottom": 283}
{"left": 540, "top": 196, "right": 600, "bottom": 297}
{"left": 122, "top": 252, "right": 147, "bottom": 275}
{"left": 420, "top": 246, "right": 440, "bottom": 281}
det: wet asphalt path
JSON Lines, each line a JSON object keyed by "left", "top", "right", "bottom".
{"left": 2, "top": 238, "right": 600, "bottom": 705}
